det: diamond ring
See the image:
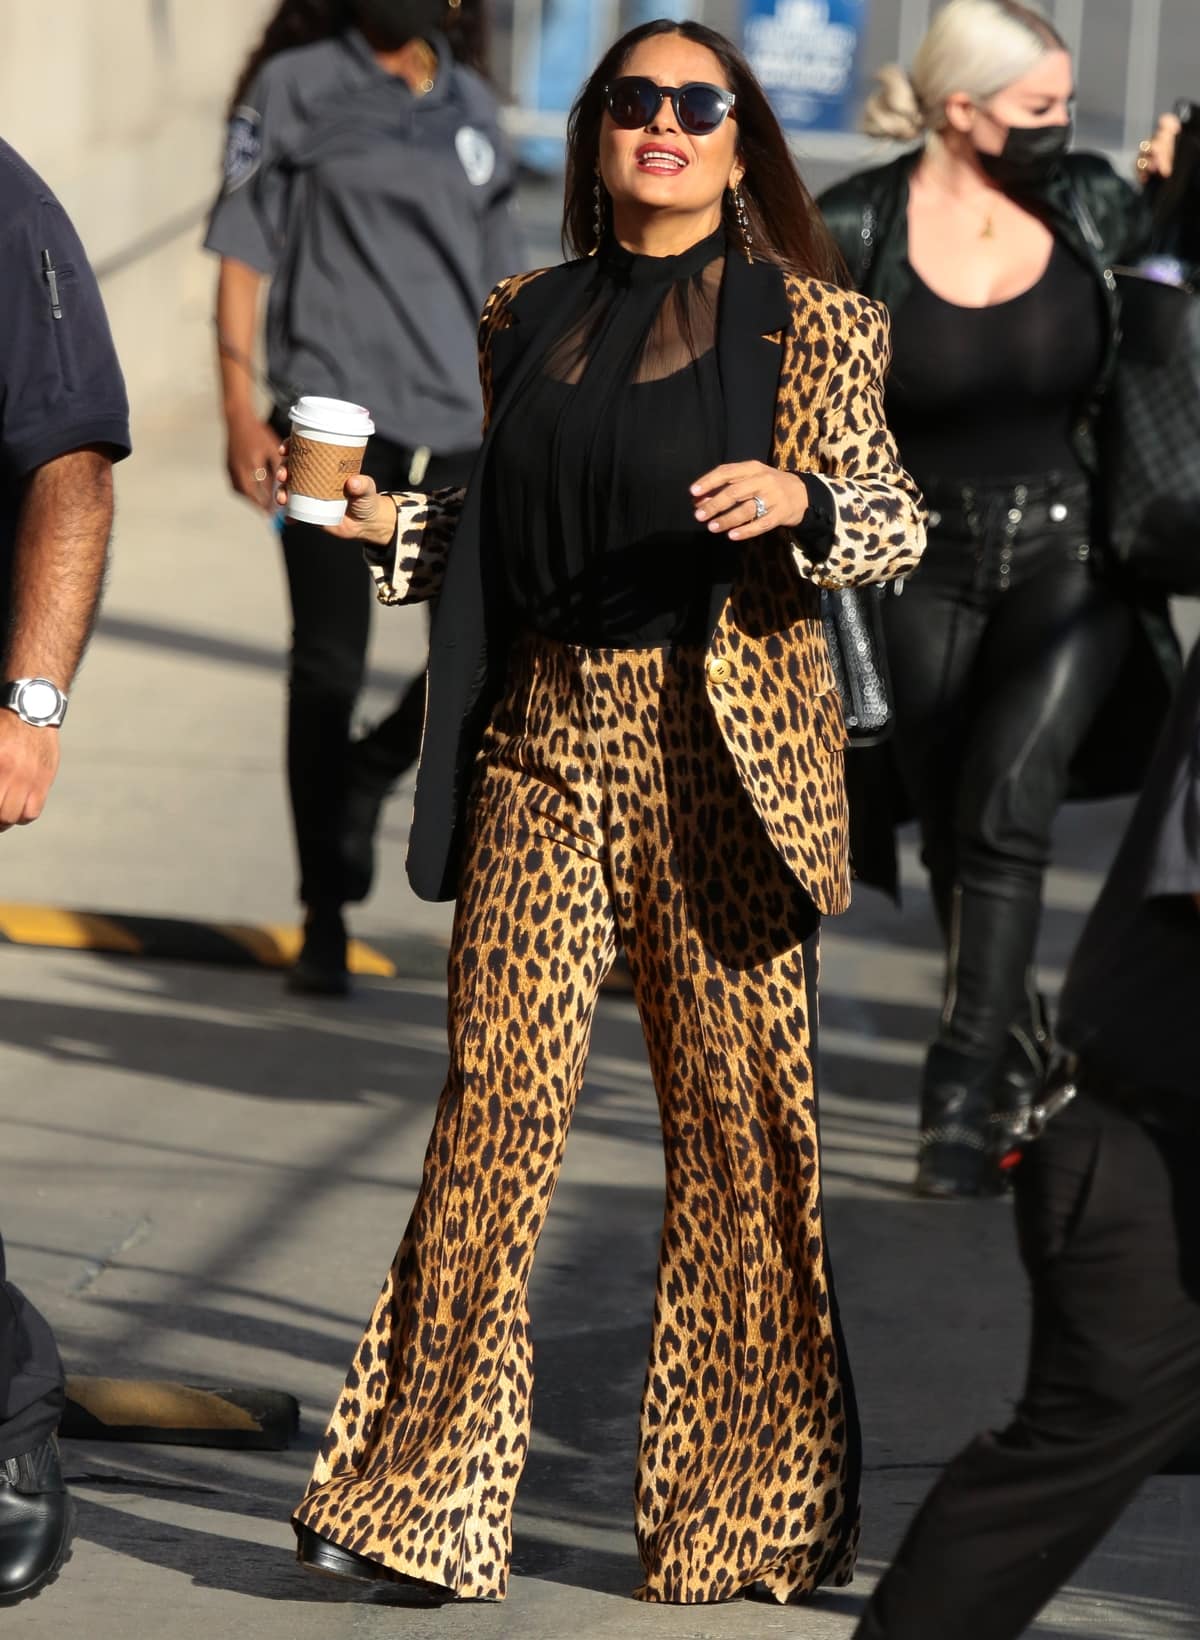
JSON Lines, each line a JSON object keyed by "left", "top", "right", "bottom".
{"left": 752, "top": 495, "right": 768, "bottom": 520}
{"left": 253, "top": 466, "right": 269, "bottom": 484}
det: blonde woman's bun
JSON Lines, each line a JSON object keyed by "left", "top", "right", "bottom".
{"left": 862, "top": 63, "right": 926, "bottom": 140}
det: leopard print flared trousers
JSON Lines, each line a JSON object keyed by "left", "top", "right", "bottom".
{"left": 293, "top": 633, "right": 860, "bottom": 1603}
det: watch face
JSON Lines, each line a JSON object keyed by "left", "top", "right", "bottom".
{"left": 18, "top": 681, "right": 60, "bottom": 723}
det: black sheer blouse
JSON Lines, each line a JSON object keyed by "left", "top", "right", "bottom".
{"left": 488, "top": 227, "right": 731, "bottom": 646}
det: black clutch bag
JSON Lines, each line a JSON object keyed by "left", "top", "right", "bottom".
{"left": 820, "top": 584, "right": 893, "bottom": 746}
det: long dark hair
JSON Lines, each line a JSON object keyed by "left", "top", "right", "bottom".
{"left": 228, "top": 0, "right": 489, "bottom": 115}
{"left": 563, "top": 20, "right": 846, "bottom": 283}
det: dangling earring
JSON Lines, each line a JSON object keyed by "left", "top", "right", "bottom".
{"left": 733, "top": 183, "right": 753, "bottom": 260}
{"left": 593, "top": 172, "right": 605, "bottom": 252}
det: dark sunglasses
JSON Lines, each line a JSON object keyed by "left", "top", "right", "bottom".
{"left": 604, "top": 77, "right": 736, "bottom": 136}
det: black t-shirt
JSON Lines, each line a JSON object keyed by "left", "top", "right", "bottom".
{"left": 0, "top": 140, "right": 131, "bottom": 571}
{"left": 1057, "top": 640, "right": 1200, "bottom": 1101}
{"left": 886, "top": 241, "right": 1104, "bottom": 484}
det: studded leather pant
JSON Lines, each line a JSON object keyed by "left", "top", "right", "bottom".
{"left": 884, "top": 473, "right": 1132, "bottom": 1076}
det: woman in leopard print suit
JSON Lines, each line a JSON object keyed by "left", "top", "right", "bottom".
{"left": 282, "top": 18, "right": 924, "bottom": 1608}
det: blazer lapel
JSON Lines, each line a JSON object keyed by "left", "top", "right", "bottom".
{"left": 717, "top": 253, "right": 790, "bottom": 462}
{"left": 705, "top": 253, "right": 790, "bottom": 637}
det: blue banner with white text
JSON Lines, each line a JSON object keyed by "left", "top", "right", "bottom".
{"left": 742, "top": 0, "right": 871, "bottom": 132}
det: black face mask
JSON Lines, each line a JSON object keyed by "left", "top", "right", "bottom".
{"left": 354, "top": 0, "right": 445, "bottom": 49}
{"left": 976, "top": 119, "right": 1072, "bottom": 190}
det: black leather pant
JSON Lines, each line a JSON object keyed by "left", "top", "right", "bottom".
{"left": 279, "top": 436, "right": 475, "bottom": 910}
{"left": 885, "top": 474, "right": 1132, "bottom": 1079}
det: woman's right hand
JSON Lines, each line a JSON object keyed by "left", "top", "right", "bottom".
{"left": 274, "top": 454, "right": 400, "bottom": 545}
{"left": 225, "top": 407, "right": 283, "bottom": 513}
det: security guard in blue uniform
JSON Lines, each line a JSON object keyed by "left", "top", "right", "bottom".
{"left": 206, "top": 0, "right": 522, "bottom": 994}
{"left": 0, "top": 136, "right": 130, "bottom": 1606}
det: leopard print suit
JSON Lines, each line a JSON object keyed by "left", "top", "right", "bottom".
{"left": 293, "top": 258, "right": 925, "bottom": 1603}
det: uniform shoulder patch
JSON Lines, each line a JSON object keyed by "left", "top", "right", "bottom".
{"left": 223, "top": 106, "right": 263, "bottom": 193}
{"left": 455, "top": 126, "right": 496, "bottom": 188}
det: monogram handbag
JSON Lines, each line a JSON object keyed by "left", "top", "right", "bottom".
{"left": 1068, "top": 150, "right": 1200, "bottom": 597}
{"left": 1095, "top": 266, "right": 1200, "bottom": 596}
{"left": 821, "top": 584, "right": 894, "bottom": 746}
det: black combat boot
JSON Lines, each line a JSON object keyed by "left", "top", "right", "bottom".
{"left": 0, "top": 1437, "right": 73, "bottom": 1605}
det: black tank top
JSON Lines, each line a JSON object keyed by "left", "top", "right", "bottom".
{"left": 886, "top": 240, "right": 1105, "bottom": 485}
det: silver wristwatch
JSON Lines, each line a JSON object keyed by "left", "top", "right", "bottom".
{"left": 2, "top": 678, "right": 68, "bottom": 727}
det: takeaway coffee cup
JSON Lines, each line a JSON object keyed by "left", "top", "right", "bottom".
{"left": 285, "top": 397, "right": 375, "bottom": 525}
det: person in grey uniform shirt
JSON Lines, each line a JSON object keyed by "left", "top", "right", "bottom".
{"left": 206, "top": 0, "right": 522, "bottom": 994}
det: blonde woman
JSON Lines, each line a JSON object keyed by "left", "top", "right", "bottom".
{"left": 819, "top": 0, "right": 1180, "bottom": 1199}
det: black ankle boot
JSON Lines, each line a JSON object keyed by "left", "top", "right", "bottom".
{"left": 915, "top": 1043, "right": 1006, "bottom": 1199}
{"left": 0, "top": 1437, "right": 73, "bottom": 1605}
{"left": 287, "top": 904, "right": 349, "bottom": 997}
{"left": 992, "top": 984, "right": 1053, "bottom": 1152}
{"left": 916, "top": 880, "right": 1045, "bottom": 1199}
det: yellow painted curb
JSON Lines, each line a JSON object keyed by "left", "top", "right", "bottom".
{"left": 0, "top": 904, "right": 396, "bottom": 978}
{"left": 216, "top": 922, "right": 396, "bottom": 977}
{"left": 0, "top": 905, "right": 141, "bottom": 954}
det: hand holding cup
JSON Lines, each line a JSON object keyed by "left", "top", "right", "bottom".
{"left": 275, "top": 395, "right": 397, "bottom": 545}
{"left": 275, "top": 455, "right": 398, "bottom": 545}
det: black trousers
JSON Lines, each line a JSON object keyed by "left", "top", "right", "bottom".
{"left": 884, "top": 474, "right": 1131, "bottom": 1060}
{"left": 279, "top": 435, "right": 476, "bottom": 909}
{"left": 0, "top": 1229, "right": 64, "bottom": 1460}
{"left": 854, "top": 1085, "right": 1200, "bottom": 1639}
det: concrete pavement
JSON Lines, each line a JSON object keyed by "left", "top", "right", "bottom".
{"left": 0, "top": 389, "right": 1196, "bottom": 1638}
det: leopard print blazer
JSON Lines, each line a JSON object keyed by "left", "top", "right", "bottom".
{"left": 365, "top": 261, "right": 925, "bottom": 914}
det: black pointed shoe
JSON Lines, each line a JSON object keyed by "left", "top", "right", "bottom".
{"left": 296, "top": 1524, "right": 386, "bottom": 1582}
{"left": 295, "top": 1525, "right": 452, "bottom": 1604}
{"left": 0, "top": 1437, "right": 74, "bottom": 1605}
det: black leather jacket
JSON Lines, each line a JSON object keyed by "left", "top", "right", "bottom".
{"left": 816, "top": 148, "right": 1180, "bottom": 892}
{"left": 818, "top": 148, "right": 1149, "bottom": 476}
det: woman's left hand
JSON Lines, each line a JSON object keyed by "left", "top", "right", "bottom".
{"left": 1137, "top": 112, "right": 1181, "bottom": 183}
{"left": 690, "top": 462, "right": 808, "bottom": 542}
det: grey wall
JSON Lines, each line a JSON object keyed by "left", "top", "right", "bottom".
{"left": 1, "top": 0, "right": 273, "bottom": 413}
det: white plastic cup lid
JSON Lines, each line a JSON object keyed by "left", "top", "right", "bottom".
{"left": 288, "top": 396, "right": 375, "bottom": 438}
